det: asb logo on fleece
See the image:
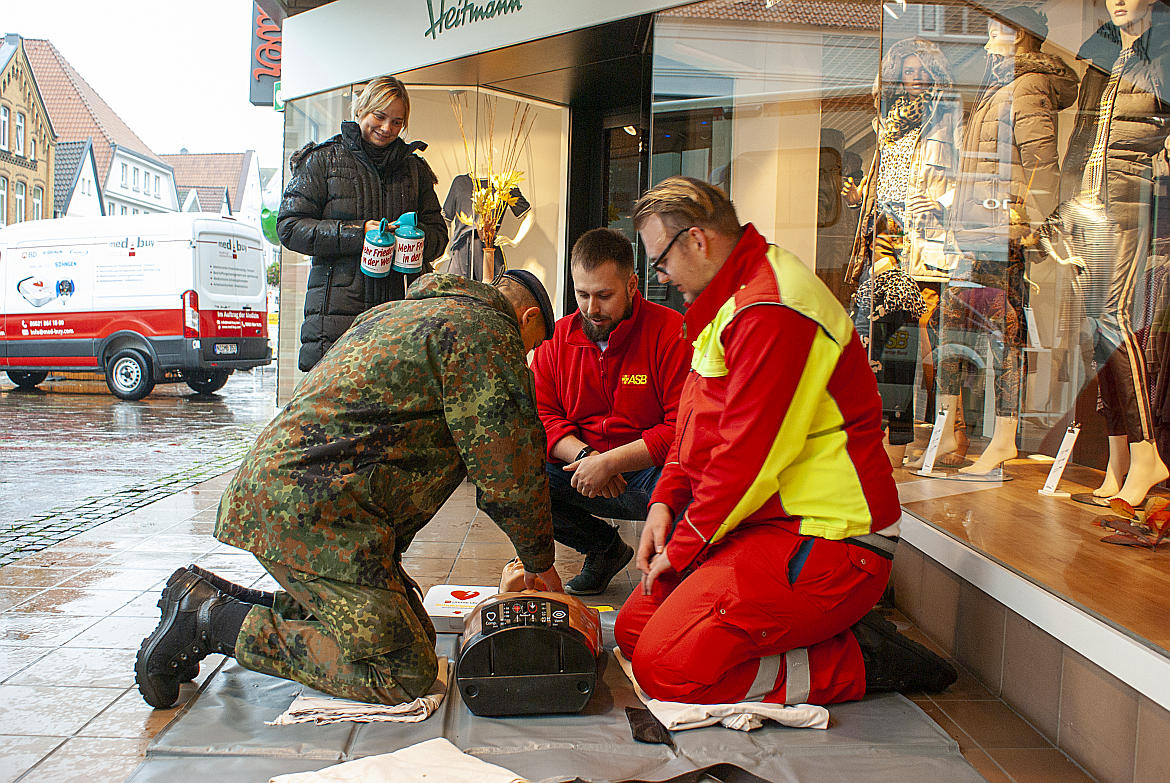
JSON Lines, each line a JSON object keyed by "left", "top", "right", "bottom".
{"left": 621, "top": 374, "right": 648, "bottom": 385}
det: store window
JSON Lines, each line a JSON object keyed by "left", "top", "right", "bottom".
{"left": 652, "top": 0, "right": 1170, "bottom": 513}
{"left": 32, "top": 186, "right": 42, "bottom": 220}
{"left": 13, "top": 181, "right": 25, "bottom": 223}
{"left": 278, "top": 83, "right": 568, "bottom": 402}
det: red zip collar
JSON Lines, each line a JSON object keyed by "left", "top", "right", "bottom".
{"left": 680, "top": 224, "right": 767, "bottom": 341}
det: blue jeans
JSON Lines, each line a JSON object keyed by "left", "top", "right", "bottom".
{"left": 545, "top": 461, "right": 662, "bottom": 555}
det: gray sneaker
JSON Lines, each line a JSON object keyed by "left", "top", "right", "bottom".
{"left": 566, "top": 538, "right": 634, "bottom": 595}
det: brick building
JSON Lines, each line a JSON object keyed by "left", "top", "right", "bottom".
{"left": 0, "top": 34, "right": 55, "bottom": 226}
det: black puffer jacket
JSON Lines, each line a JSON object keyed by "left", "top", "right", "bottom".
{"left": 278, "top": 121, "right": 449, "bottom": 371}
{"left": 1059, "top": 6, "right": 1170, "bottom": 219}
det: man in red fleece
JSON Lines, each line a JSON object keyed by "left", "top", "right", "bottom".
{"left": 532, "top": 228, "right": 689, "bottom": 595}
{"left": 615, "top": 177, "right": 955, "bottom": 705}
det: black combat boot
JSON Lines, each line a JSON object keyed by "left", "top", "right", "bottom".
{"left": 135, "top": 569, "right": 252, "bottom": 709}
{"left": 852, "top": 610, "right": 958, "bottom": 694}
{"left": 566, "top": 535, "right": 634, "bottom": 596}
{"left": 186, "top": 564, "right": 275, "bottom": 607}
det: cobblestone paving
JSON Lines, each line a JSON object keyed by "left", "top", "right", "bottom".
{"left": 0, "top": 369, "right": 275, "bottom": 565}
{"left": 0, "top": 431, "right": 254, "bottom": 565}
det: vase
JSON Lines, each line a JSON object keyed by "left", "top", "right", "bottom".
{"left": 482, "top": 246, "right": 496, "bottom": 282}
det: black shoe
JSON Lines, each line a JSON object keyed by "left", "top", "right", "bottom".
{"left": 852, "top": 610, "right": 958, "bottom": 694}
{"left": 566, "top": 537, "right": 634, "bottom": 596}
{"left": 186, "top": 564, "right": 274, "bottom": 607}
{"left": 136, "top": 569, "right": 240, "bottom": 709}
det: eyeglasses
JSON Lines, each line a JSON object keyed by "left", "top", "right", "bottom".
{"left": 648, "top": 227, "right": 693, "bottom": 275}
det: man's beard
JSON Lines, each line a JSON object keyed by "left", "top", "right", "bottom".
{"left": 582, "top": 298, "right": 634, "bottom": 342}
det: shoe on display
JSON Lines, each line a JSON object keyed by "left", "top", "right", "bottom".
{"left": 566, "top": 536, "right": 634, "bottom": 596}
{"left": 852, "top": 610, "right": 958, "bottom": 694}
{"left": 135, "top": 568, "right": 245, "bottom": 709}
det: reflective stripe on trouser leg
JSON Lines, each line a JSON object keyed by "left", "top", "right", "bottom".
{"left": 745, "top": 648, "right": 810, "bottom": 704}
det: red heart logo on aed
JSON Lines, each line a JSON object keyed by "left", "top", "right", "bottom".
{"left": 451, "top": 590, "right": 480, "bottom": 600}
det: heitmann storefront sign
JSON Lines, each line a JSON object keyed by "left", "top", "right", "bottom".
{"left": 280, "top": 0, "right": 681, "bottom": 100}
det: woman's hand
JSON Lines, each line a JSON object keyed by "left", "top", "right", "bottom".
{"left": 364, "top": 219, "right": 397, "bottom": 234}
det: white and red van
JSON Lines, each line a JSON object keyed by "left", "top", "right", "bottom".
{"left": 0, "top": 213, "right": 271, "bottom": 400}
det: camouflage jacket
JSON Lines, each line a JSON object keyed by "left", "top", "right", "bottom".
{"left": 215, "top": 274, "right": 555, "bottom": 588}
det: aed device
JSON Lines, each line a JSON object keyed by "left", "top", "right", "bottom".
{"left": 455, "top": 591, "right": 601, "bottom": 716}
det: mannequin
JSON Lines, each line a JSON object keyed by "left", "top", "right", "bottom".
{"left": 933, "top": 7, "right": 1077, "bottom": 475}
{"left": 1048, "top": 0, "right": 1170, "bottom": 504}
{"left": 443, "top": 172, "right": 532, "bottom": 281}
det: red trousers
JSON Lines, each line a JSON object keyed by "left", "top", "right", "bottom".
{"left": 615, "top": 525, "right": 890, "bottom": 705}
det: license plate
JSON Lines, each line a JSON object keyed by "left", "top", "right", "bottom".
{"left": 214, "top": 343, "right": 238, "bottom": 355}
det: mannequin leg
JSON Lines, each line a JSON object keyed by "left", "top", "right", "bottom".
{"left": 959, "top": 416, "right": 1018, "bottom": 474}
{"left": 1112, "top": 439, "right": 1169, "bottom": 506}
{"left": 907, "top": 394, "right": 960, "bottom": 469}
{"left": 937, "top": 402, "right": 970, "bottom": 467}
{"left": 1093, "top": 435, "right": 1131, "bottom": 498}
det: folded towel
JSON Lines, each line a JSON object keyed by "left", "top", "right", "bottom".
{"left": 267, "top": 658, "right": 448, "bottom": 726}
{"left": 614, "top": 649, "right": 829, "bottom": 732}
{"left": 270, "top": 737, "right": 527, "bottom": 783}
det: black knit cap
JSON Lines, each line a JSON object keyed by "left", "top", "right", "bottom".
{"left": 502, "top": 269, "right": 555, "bottom": 340}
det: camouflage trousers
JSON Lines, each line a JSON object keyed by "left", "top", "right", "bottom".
{"left": 234, "top": 557, "right": 438, "bottom": 705}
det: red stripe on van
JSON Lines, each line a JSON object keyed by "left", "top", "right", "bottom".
{"left": 6, "top": 356, "right": 100, "bottom": 368}
{"left": 3, "top": 309, "right": 182, "bottom": 340}
{"left": 199, "top": 309, "right": 268, "bottom": 338}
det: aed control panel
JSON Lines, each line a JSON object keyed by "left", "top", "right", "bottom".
{"left": 480, "top": 597, "right": 569, "bottom": 633}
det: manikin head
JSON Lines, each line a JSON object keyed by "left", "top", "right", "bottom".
{"left": 571, "top": 228, "right": 638, "bottom": 343}
{"left": 986, "top": 7, "right": 1047, "bottom": 57}
{"left": 1110, "top": 0, "right": 1155, "bottom": 36}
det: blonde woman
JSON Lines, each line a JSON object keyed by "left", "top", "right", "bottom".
{"left": 278, "top": 76, "right": 449, "bottom": 371}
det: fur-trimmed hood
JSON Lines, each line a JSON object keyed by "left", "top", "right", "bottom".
{"left": 989, "top": 51, "right": 1080, "bottom": 110}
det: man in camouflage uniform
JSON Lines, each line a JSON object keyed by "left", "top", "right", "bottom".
{"left": 135, "top": 271, "right": 562, "bottom": 709}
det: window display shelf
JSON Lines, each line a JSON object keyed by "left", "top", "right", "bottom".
{"left": 896, "top": 462, "right": 1170, "bottom": 710}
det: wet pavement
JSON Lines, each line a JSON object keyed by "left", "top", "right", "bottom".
{"left": 0, "top": 369, "right": 277, "bottom": 565}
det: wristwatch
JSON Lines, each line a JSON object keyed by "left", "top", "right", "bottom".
{"left": 576, "top": 446, "right": 595, "bottom": 462}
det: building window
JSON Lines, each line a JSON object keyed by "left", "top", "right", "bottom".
{"left": 108, "top": 200, "right": 114, "bottom": 214}
{"left": 0, "top": 177, "right": 7, "bottom": 226}
{"left": 14, "top": 181, "right": 25, "bottom": 223}
{"left": 14, "top": 113, "right": 24, "bottom": 156}
{"left": 32, "top": 186, "right": 42, "bottom": 220}
{"left": 132, "top": 208, "right": 139, "bottom": 215}
{"left": 154, "top": 175, "right": 160, "bottom": 197}
{"left": 120, "top": 205, "right": 127, "bottom": 215}
{"left": 30, "top": 138, "right": 35, "bottom": 162}
{"left": 121, "top": 163, "right": 128, "bottom": 187}
{"left": 0, "top": 107, "right": 7, "bottom": 151}
{"left": 133, "top": 167, "right": 139, "bottom": 191}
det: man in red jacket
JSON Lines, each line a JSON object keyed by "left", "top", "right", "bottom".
{"left": 532, "top": 228, "right": 689, "bottom": 595}
{"left": 616, "top": 177, "right": 955, "bottom": 705}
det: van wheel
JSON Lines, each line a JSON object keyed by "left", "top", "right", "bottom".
{"left": 105, "top": 349, "right": 155, "bottom": 401}
{"left": 7, "top": 371, "right": 49, "bottom": 389}
{"left": 185, "top": 370, "right": 231, "bottom": 395}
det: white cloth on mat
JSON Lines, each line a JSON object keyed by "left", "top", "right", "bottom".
{"left": 269, "top": 737, "right": 527, "bottom": 783}
{"left": 266, "top": 658, "right": 448, "bottom": 726}
{"left": 614, "top": 648, "right": 829, "bottom": 731}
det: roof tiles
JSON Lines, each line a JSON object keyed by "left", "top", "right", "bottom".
{"left": 23, "top": 38, "right": 166, "bottom": 185}
{"left": 661, "top": 0, "right": 880, "bottom": 29}
{"left": 159, "top": 151, "right": 253, "bottom": 212}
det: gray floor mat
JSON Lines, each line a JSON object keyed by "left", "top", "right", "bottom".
{"left": 126, "top": 634, "right": 988, "bottom": 783}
